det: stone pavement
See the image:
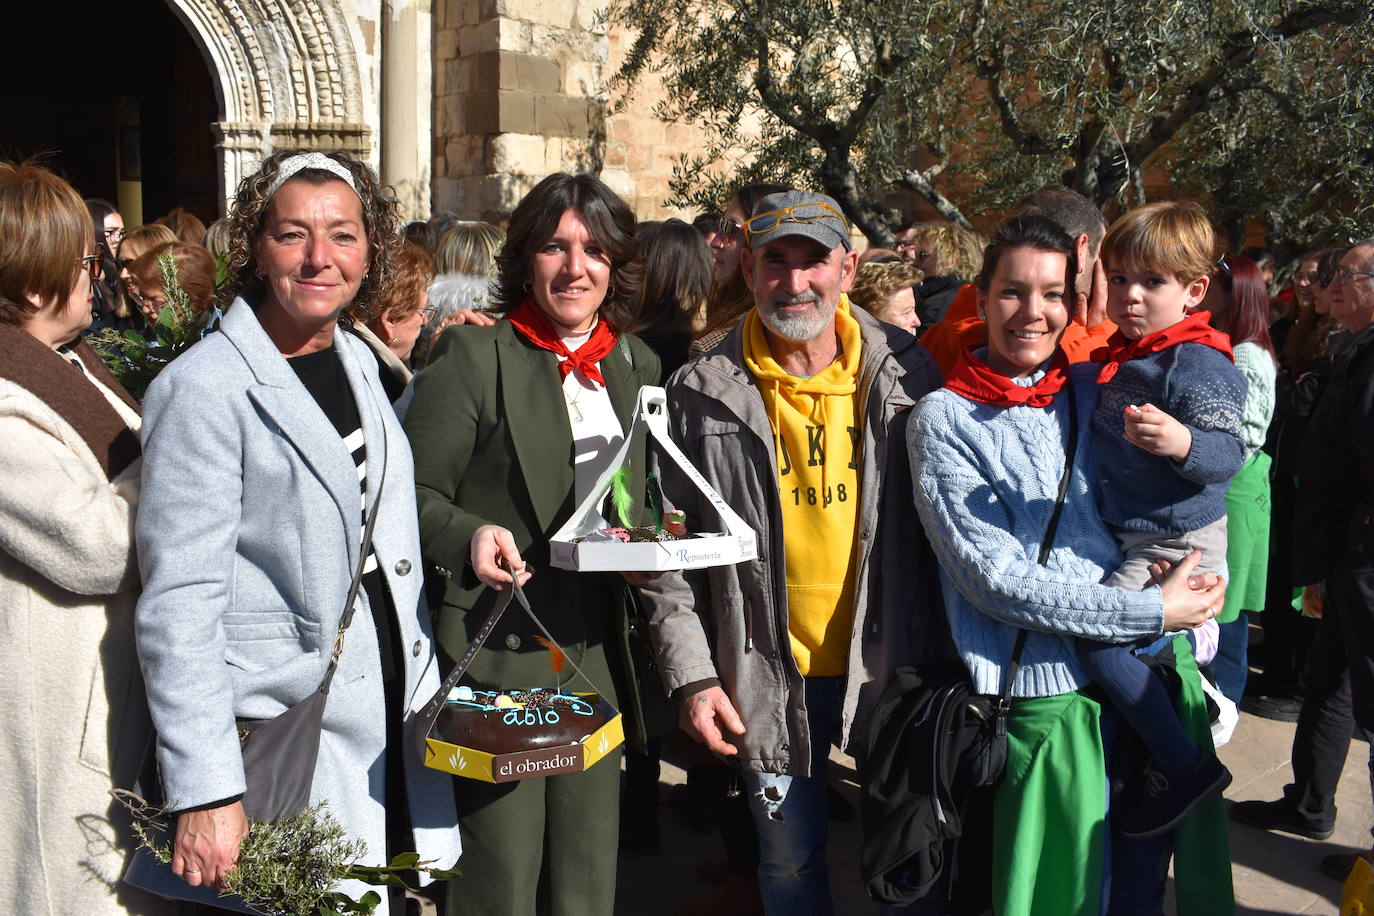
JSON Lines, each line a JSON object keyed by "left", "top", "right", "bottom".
{"left": 614, "top": 712, "right": 1373, "bottom": 915}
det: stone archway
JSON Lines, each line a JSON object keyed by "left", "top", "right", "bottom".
{"left": 162, "top": 0, "right": 373, "bottom": 211}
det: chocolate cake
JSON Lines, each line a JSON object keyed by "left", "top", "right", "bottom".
{"left": 435, "top": 687, "right": 607, "bottom": 755}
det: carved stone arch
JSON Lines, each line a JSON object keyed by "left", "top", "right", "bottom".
{"left": 161, "top": 0, "right": 372, "bottom": 211}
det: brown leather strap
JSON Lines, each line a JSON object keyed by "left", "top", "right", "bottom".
{"left": 0, "top": 322, "right": 141, "bottom": 480}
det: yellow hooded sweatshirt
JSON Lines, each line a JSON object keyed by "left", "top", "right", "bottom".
{"left": 742, "top": 295, "right": 863, "bottom": 676}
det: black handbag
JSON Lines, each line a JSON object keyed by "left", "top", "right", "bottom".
{"left": 235, "top": 451, "right": 386, "bottom": 823}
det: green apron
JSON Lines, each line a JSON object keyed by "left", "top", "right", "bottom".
{"left": 992, "top": 691, "right": 1107, "bottom": 916}
{"left": 1219, "top": 450, "right": 1271, "bottom": 622}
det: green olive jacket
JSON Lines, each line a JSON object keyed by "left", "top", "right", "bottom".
{"left": 403, "top": 320, "right": 665, "bottom": 746}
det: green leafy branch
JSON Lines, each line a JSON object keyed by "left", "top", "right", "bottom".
{"left": 115, "top": 791, "right": 458, "bottom": 916}
{"left": 88, "top": 250, "right": 218, "bottom": 402}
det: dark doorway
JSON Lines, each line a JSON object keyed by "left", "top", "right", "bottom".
{"left": 1, "top": 0, "right": 219, "bottom": 225}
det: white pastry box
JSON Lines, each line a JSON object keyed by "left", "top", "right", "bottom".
{"left": 549, "top": 386, "right": 757, "bottom": 572}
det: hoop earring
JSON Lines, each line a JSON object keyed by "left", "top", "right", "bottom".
{"left": 606, "top": 284, "right": 617, "bottom": 301}
{"left": 254, "top": 268, "right": 265, "bottom": 280}
{"left": 522, "top": 281, "right": 532, "bottom": 292}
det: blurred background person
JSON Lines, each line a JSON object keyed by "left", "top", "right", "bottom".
{"left": 124, "top": 241, "right": 218, "bottom": 328}
{"left": 905, "top": 221, "right": 985, "bottom": 330}
{"left": 693, "top": 182, "right": 788, "bottom": 356}
{"left": 85, "top": 197, "right": 124, "bottom": 329}
{"left": 1, "top": 160, "right": 172, "bottom": 916}
{"left": 848, "top": 261, "right": 923, "bottom": 334}
{"left": 115, "top": 224, "right": 179, "bottom": 330}
{"left": 358, "top": 238, "right": 437, "bottom": 398}
{"left": 153, "top": 206, "right": 207, "bottom": 246}
{"left": 1201, "top": 253, "right": 1277, "bottom": 704}
{"left": 417, "top": 220, "right": 504, "bottom": 368}
{"left": 1251, "top": 248, "right": 1345, "bottom": 720}
{"left": 628, "top": 217, "right": 711, "bottom": 381}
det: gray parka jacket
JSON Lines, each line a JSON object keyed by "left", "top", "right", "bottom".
{"left": 638, "top": 306, "right": 944, "bottom": 775}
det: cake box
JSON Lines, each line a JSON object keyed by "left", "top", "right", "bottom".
{"left": 549, "top": 386, "right": 757, "bottom": 572}
{"left": 421, "top": 692, "right": 624, "bottom": 784}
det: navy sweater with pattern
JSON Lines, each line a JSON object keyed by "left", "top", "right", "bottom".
{"left": 1093, "top": 341, "right": 1247, "bottom": 534}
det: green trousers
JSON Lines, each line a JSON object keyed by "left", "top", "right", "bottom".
{"left": 444, "top": 748, "right": 622, "bottom": 916}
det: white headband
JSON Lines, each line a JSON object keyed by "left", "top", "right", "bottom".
{"left": 265, "top": 153, "right": 359, "bottom": 199}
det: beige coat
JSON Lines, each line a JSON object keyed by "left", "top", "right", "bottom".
{"left": 0, "top": 369, "right": 173, "bottom": 916}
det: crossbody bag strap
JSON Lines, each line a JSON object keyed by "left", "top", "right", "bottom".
{"left": 318, "top": 424, "right": 389, "bottom": 696}
{"left": 997, "top": 380, "right": 1080, "bottom": 709}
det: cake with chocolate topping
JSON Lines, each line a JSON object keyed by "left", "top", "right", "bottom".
{"left": 436, "top": 686, "right": 607, "bottom": 755}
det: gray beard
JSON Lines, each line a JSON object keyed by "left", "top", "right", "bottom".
{"left": 759, "top": 296, "right": 836, "bottom": 342}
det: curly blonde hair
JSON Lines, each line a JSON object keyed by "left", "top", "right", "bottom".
{"left": 849, "top": 262, "right": 923, "bottom": 313}
{"left": 223, "top": 149, "right": 401, "bottom": 324}
{"left": 909, "top": 223, "right": 985, "bottom": 280}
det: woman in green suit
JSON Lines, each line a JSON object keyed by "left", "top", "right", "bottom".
{"left": 404, "top": 173, "right": 661, "bottom": 915}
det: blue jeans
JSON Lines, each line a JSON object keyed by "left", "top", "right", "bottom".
{"left": 742, "top": 676, "right": 843, "bottom": 916}
{"left": 1209, "top": 613, "right": 1250, "bottom": 704}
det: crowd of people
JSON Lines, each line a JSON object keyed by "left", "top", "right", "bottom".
{"left": 1, "top": 146, "right": 1372, "bottom": 916}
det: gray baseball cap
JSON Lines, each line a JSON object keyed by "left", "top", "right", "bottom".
{"left": 745, "top": 190, "right": 852, "bottom": 252}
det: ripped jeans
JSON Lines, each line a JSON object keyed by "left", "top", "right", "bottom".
{"left": 742, "top": 676, "right": 844, "bottom": 916}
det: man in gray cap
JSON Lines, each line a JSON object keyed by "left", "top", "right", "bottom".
{"left": 639, "top": 189, "right": 942, "bottom": 912}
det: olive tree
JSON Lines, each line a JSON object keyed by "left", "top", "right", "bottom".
{"left": 606, "top": 0, "right": 1373, "bottom": 251}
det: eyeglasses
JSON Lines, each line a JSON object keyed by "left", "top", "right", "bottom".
{"left": 743, "top": 202, "right": 847, "bottom": 242}
{"left": 79, "top": 254, "right": 103, "bottom": 279}
{"left": 715, "top": 218, "right": 742, "bottom": 242}
{"left": 103, "top": 227, "right": 126, "bottom": 243}
{"left": 419, "top": 306, "right": 439, "bottom": 324}
{"left": 1334, "top": 267, "right": 1374, "bottom": 286}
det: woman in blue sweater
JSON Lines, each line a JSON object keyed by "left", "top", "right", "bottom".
{"left": 908, "top": 215, "right": 1226, "bottom": 916}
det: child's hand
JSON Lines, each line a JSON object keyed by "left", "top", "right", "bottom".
{"left": 1123, "top": 403, "right": 1192, "bottom": 461}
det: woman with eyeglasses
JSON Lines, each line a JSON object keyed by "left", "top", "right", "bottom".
{"left": 0, "top": 161, "right": 174, "bottom": 916}
{"left": 356, "top": 238, "right": 437, "bottom": 401}
{"left": 116, "top": 223, "right": 178, "bottom": 330}
{"left": 85, "top": 197, "right": 131, "bottom": 332}
{"left": 693, "top": 182, "right": 788, "bottom": 356}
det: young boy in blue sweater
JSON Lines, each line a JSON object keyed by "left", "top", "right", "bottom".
{"left": 1084, "top": 201, "right": 1246, "bottom": 838}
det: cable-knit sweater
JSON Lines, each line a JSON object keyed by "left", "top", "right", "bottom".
{"left": 1093, "top": 342, "right": 1247, "bottom": 533}
{"left": 1232, "top": 341, "right": 1276, "bottom": 457}
{"left": 909, "top": 361, "right": 1165, "bottom": 697}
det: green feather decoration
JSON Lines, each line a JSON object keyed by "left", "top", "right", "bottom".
{"left": 610, "top": 465, "right": 634, "bottom": 527}
{"left": 645, "top": 474, "right": 665, "bottom": 530}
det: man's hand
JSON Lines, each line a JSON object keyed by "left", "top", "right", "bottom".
{"left": 172, "top": 802, "right": 249, "bottom": 890}
{"left": 679, "top": 685, "right": 746, "bottom": 756}
{"left": 1123, "top": 403, "right": 1192, "bottom": 461}
{"left": 1076, "top": 259, "right": 1108, "bottom": 328}
{"left": 469, "top": 524, "right": 532, "bottom": 590}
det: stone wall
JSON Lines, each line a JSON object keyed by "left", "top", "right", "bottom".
{"left": 432, "top": 0, "right": 702, "bottom": 223}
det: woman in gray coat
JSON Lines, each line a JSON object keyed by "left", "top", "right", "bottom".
{"left": 132, "top": 150, "right": 460, "bottom": 912}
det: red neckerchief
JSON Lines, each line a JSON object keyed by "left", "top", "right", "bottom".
{"left": 944, "top": 346, "right": 1070, "bottom": 408}
{"left": 1091, "top": 310, "right": 1233, "bottom": 384}
{"left": 505, "top": 298, "right": 619, "bottom": 387}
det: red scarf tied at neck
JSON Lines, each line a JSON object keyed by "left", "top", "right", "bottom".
{"left": 944, "top": 347, "right": 1070, "bottom": 408}
{"left": 505, "top": 298, "right": 619, "bottom": 387}
{"left": 1091, "top": 310, "right": 1233, "bottom": 384}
